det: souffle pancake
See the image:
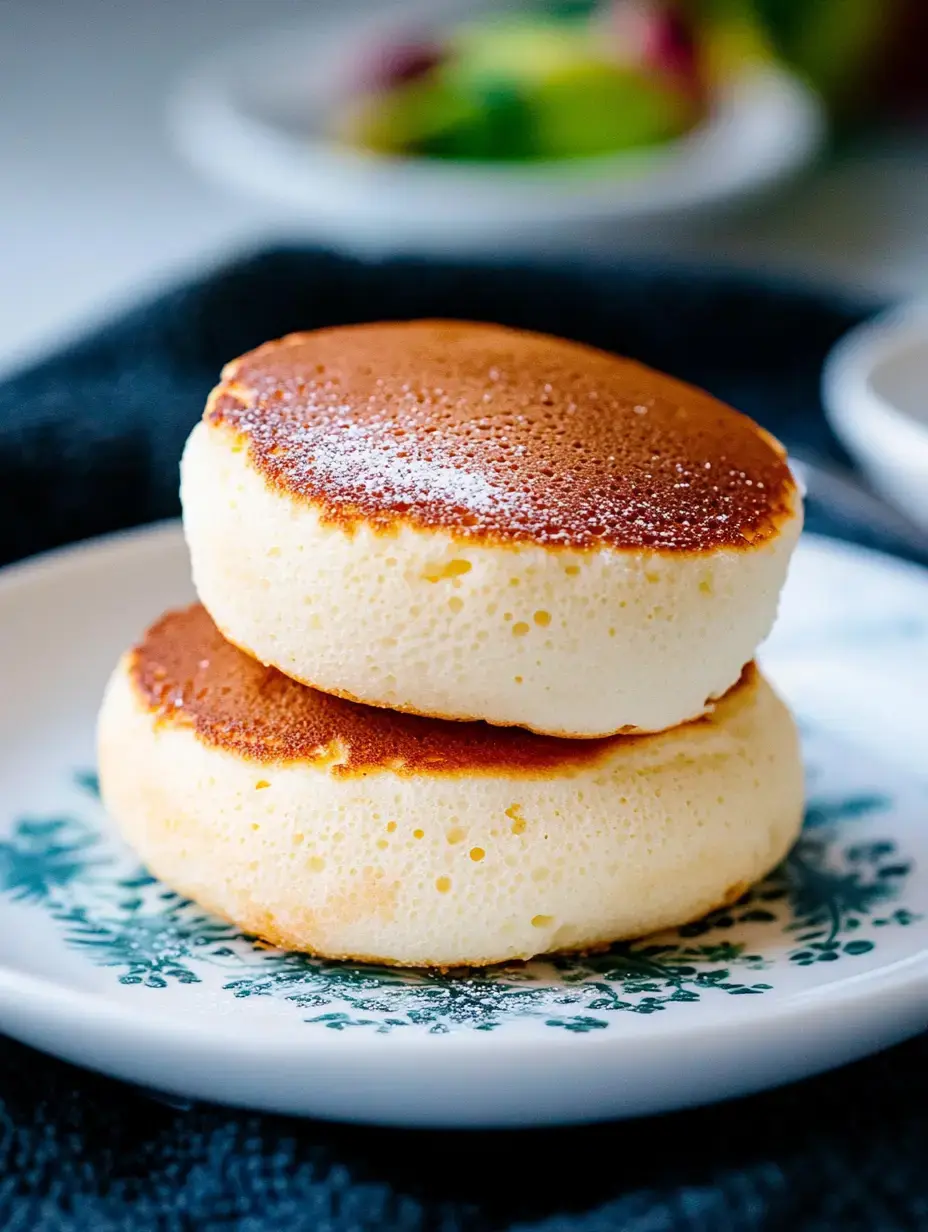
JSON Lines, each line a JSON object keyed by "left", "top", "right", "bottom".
{"left": 181, "top": 320, "right": 802, "bottom": 738}
{"left": 98, "top": 604, "right": 804, "bottom": 968}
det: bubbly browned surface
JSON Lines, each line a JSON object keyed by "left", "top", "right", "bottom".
{"left": 129, "top": 605, "right": 751, "bottom": 774}
{"left": 207, "top": 320, "right": 795, "bottom": 552}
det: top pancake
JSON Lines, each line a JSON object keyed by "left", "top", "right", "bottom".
{"left": 129, "top": 604, "right": 754, "bottom": 776}
{"left": 207, "top": 320, "right": 795, "bottom": 553}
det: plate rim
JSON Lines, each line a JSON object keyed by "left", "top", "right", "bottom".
{"left": 0, "top": 520, "right": 926, "bottom": 1061}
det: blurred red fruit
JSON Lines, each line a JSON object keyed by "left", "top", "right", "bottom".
{"left": 603, "top": 0, "right": 704, "bottom": 98}
{"left": 352, "top": 38, "right": 445, "bottom": 94}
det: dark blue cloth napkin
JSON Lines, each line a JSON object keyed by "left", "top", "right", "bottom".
{"left": 1, "top": 248, "right": 925, "bottom": 1231}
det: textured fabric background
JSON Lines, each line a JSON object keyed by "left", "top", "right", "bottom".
{"left": 0, "top": 249, "right": 925, "bottom": 1230}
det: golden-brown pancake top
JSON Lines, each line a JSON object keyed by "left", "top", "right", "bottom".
{"left": 207, "top": 320, "right": 795, "bottom": 553}
{"left": 129, "top": 605, "right": 753, "bottom": 774}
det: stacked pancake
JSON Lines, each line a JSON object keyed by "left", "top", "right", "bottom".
{"left": 98, "top": 321, "right": 805, "bottom": 968}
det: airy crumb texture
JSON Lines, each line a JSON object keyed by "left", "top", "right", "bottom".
{"left": 130, "top": 603, "right": 751, "bottom": 775}
{"left": 208, "top": 320, "right": 796, "bottom": 552}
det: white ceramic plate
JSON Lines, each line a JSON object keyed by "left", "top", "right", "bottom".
{"left": 823, "top": 300, "right": 928, "bottom": 534}
{"left": 166, "top": 3, "right": 825, "bottom": 254}
{"left": 0, "top": 523, "right": 926, "bottom": 1128}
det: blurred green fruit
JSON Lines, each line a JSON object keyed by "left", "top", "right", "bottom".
{"left": 342, "top": 77, "right": 485, "bottom": 157}
{"left": 342, "top": 11, "right": 702, "bottom": 162}
{"left": 446, "top": 16, "right": 597, "bottom": 87}
{"left": 526, "top": 61, "right": 695, "bottom": 157}
{"left": 696, "top": 0, "right": 777, "bottom": 76}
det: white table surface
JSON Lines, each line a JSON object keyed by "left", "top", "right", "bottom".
{"left": 3, "top": 0, "right": 928, "bottom": 377}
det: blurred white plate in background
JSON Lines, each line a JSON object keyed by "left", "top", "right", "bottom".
{"left": 166, "top": 3, "right": 825, "bottom": 256}
{"left": 823, "top": 301, "right": 928, "bottom": 534}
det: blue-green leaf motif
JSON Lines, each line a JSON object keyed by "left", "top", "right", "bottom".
{"left": 0, "top": 817, "right": 102, "bottom": 903}
{"left": 53, "top": 894, "right": 242, "bottom": 988}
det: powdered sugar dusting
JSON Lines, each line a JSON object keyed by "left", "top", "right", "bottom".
{"left": 277, "top": 419, "right": 517, "bottom": 520}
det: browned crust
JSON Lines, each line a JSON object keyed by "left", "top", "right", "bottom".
{"left": 129, "top": 603, "right": 757, "bottom": 776}
{"left": 205, "top": 320, "right": 797, "bottom": 555}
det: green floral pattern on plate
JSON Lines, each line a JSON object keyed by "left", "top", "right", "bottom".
{"left": 0, "top": 763, "right": 919, "bottom": 1034}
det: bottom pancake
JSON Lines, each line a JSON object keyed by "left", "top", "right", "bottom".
{"left": 97, "top": 605, "right": 804, "bottom": 968}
